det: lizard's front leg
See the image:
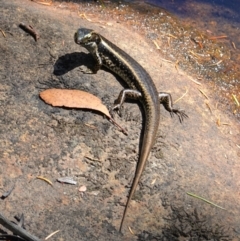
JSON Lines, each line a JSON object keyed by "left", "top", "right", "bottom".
{"left": 111, "top": 89, "right": 142, "bottom": 117}
{"left": 80, "top": 51, "right": 102, "bottom": 74}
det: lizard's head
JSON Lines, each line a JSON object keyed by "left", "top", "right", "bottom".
{"left": 74, "top": 28, "right": 101, "bottom": 48}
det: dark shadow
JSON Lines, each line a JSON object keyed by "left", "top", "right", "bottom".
{"left": 137, "top": 205, "right": 232, "bottom": 241}
{"left": 0, "top": 229, "right": 7, "bottom": 235}
{"left": 0, "top": 235, "right": 26, "bottom": 241}
{"left": 53, "top": 52, "right": 94, "bottom": 76}
{"left": 53, "top": 52, "right": 130, "bottom": 89}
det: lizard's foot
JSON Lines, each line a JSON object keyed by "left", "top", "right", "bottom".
{"left": 170, "top": 109, "right": 188, "bottom": 123}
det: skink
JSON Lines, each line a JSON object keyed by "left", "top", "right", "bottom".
{"left": 74, "top": 28, "right": 188, "bottom": 232}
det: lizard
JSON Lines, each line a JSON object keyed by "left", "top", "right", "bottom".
{"left": 74, "top": 28, "right": 188, "bottom": 232}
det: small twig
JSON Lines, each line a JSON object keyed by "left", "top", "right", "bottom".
{"left": 198, "top": 88, "right": 209, "bottom": 99}
{"left": 205, "top": 102, "right": 212, "bottom": 114}
{"left": 45, "top": 230, "right": 60, "bottom": 240}
{"left": 208, "top": 60, "right": 223, "bottom": 67}
{"left": 198, "top": 41, "right": 203, "bottom": 49}
{"left": 174, "top": 88, "right": 188, "bottom": 104}
{"left": 216, "top": 117, "right": 221, "bottom": 126}
{"left": 188, "top": 50, "right": 205, "bottom": 59}
{"left": 160, "top": 58, "right": 173, "bottom": 63}
{"left": 108, "top": 116, "right": 128, "bottom": 135}
{"left": 221, "top": 123, "right": 231, "bottom": 126}
{"left": 175, "top": 60, "right": 179, "bottom": 73}
{"left": 167, "top": 37, "right": 171, "bottom": 47}
{"left": 31, "top": 0, "right": 52, "bottom": 5}
{"left": 84, "top": 123, "right": 97, "bottom": 129}
{"left": 85, "top": 156, "right": 100, "bottom": 162}
{"left": 232, "top": 94, "right": 239, "bottom": 107}
{"left": 189, "top": 77, "right": 202, "bottom": 85}
{"left": 209, "top": 35, "right": 228, "bottom": 40}
{"left": 166, "top": 33, "right": 177, "bottom": 39}
{"left": 19, "top": 23, "right": 40, "bottom": 41}
{"left": 187, "top": 192, "right": 226, "bottom": 210}
{"left": 151, "top": 178, "right": 157, "bottom": 185}
{"left": 78, "top": 12, "right": 92, "bottom": 22}
{"left": 0, "top": 29, "right": 6, "bottom": 38}
{"left": 0, "top": 212, "right": 42, "bottom": 241}
{"left": 231, "top": 41, "right": 237, "bottom": 49}
{"left": 36, "top": 176, "right": 53, "bottom": 186}
{"left": 152, "top": 40, "right": 160, "bottom": 50}
{"left": 128, "top": 226, "right": 135, "bottom": 235}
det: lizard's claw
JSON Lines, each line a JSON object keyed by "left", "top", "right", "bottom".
{"left": 110, "top": 104, "right": 123, "bottom": 118}
{"left": 171, "top": 109, "right": 188, "bottom": 123}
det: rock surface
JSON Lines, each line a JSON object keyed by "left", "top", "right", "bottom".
{"left": 0, "top": 1, "right": 239, "bottom": 240}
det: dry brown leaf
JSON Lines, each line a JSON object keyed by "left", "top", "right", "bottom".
{"left": 40, "top": 89, "right": 128, "bottom": 135}
{"left": 40, "top": 89, "right": 110, "bottom": 118}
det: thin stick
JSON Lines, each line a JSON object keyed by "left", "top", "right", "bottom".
{"left": 208, "top": 60, "right": 223, "bottom": 67}
{"left": 189, "top": 77, "right": 202, "bottom": 85}
{"left": 209, "top": 35, "right": 228, "bottom": 40}
{"left": 175, "top": 60, "right": 179, "bottom": 73}
{"left": 128, "top": 226, "right": 135, "bottom": 235}
{"left": 174, "top": 88, "right": 188, "bottom": 104}
{"left": 109, "top": 116, "right": 128, "bottom": 135}
{"left": 45, "top": 230, "right": 60, "bottom": 240}
{"left": 231, "top": 41, "right": 237, "bottom": 49}
{"left": 0, "top": 29, "right": 6, "bottom": 37}
{"left": 166, "top": 33, "right": 177, "bottom": 39}
{"left": 198, "top": 88, "right": 209, "bottom": 99}
{"left": 232, "top": 94, "right": 239, "bottom": 106}
{"left": 160, "top": 58, "right": 173, "bottom": 63}
{"left": 31, "top": 0, "right": 52, "bottom": 6}
{"left": 19, "top": 23, "right": 40, "bottom": 41}
{"left": 36, "top": 176, "right": 53, "bottom": 186}
{"left": 152, "top": 40, "right": 160, "bottom": 50}
{"left": 187, "top": 192, "right": 226, "bottom": 210}
{"left": 0, "top": 212, "right": 42, "bottom": 241}
{"left": 205, "top": 102, "right": 212, "bottom": 114}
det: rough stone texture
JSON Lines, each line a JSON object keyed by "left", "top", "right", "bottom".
{"left": 0, "top": 1, "right": 239, "bottom": 240}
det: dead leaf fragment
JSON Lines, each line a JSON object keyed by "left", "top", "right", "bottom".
{"left": 57, "top": 177, "right": 77, "bottom": 185}
{"left": 40, "top": 89, "right": 110, "bottom": 118}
